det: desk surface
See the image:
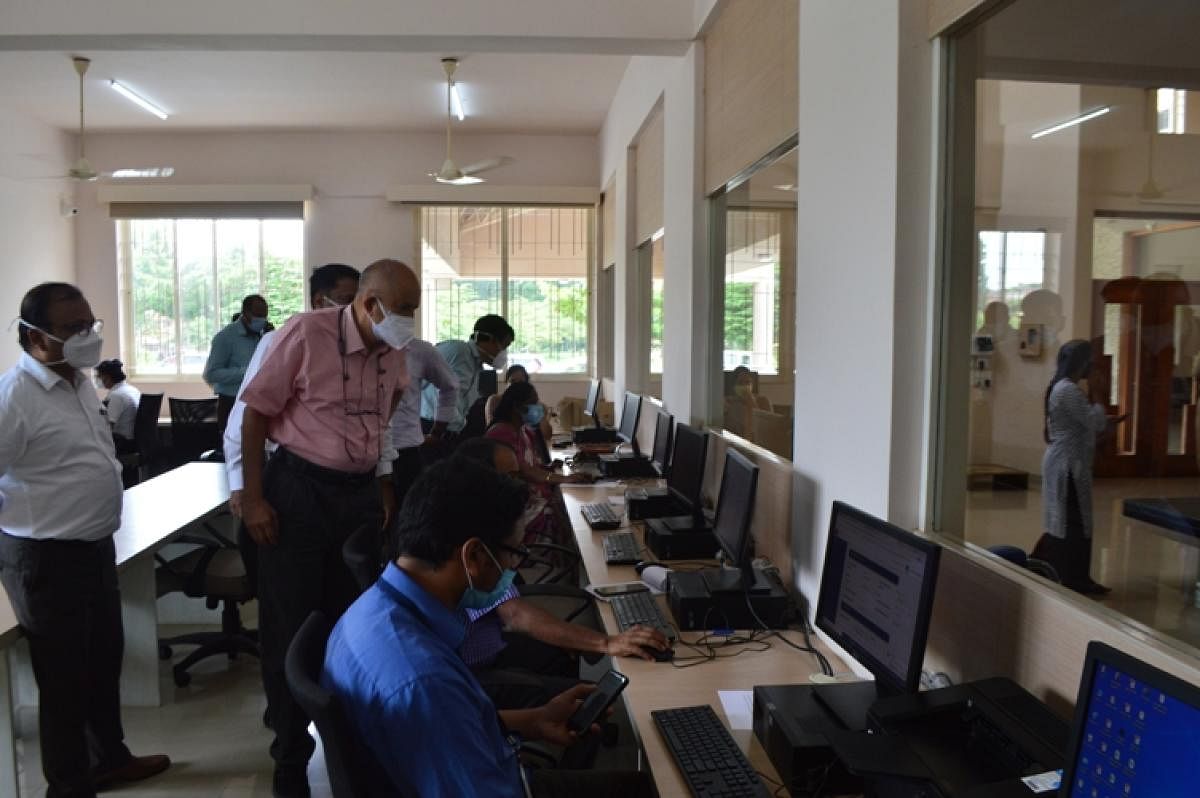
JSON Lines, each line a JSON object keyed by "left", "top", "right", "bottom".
{"left": 116, "top": 461, "right": 230, "bottom": 565}
{"left": 560, "top": 484, "right": 843, "bottom": 797}
{"left": 1122, "top": 497, "right": 1200, "bottom": 539}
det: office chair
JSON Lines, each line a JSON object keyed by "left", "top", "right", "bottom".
{"left": 986, "top": 544, "right": 1061, "bottom": 584}
{"left": 156, "top": 517, "right": 259, "bottom": 687}
{"left": 285, "top": 612, "right": 393, "bottom": 798}
{"left": 118, "top": 392, "right": 165, "bottom": 486}
{"left": 168, "top": 396, "right": 221, "bottom": 466}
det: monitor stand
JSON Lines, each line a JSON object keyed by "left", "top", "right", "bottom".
{"left": 699, "top": 566, "right": 772, "bottom": 595}
{"left": 811, "top": 681, "right": 890, "bottom": 731}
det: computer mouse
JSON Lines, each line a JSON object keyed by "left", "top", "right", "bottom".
{"left": 644, "top": 644, "right": 674, "bottom": 662}
{"left": 634, "top": 560, "right": 662, "bottom": 575}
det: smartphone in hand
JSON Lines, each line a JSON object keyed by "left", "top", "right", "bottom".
{"left": 567, "top": 670, "right": 630, "bottom": 735}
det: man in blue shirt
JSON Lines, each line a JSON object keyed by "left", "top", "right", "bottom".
{"left": 203, "top": 294, "right": 270, "bottom": 432}
{"left": 322, "top": 457, "right": 652, "bottom": 798}
{"left": 420, "top": 314, "right": 514, "bottom": 446}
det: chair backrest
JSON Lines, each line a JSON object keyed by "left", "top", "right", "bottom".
{"left": 134, "top": 392, "right": 165, "bottom": 458}
{"left": 169, "top": 397, "right": 220, "bottom": 464}
{"left": 169, "top": 396, "right": 218, "bottom": 425}
{"left": 286, "top": 612, "right": 387, "bottom": 798}
{"left": 987, "top": 544, "right": 1029, "bottom": 567}
{"left": 342, "top": 525, "right": 384, "bottom": 592}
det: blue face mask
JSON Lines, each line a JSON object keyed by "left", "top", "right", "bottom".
{"left": 458, "top": 542, "right": 517, "bottom": 611}
{"left": 247, "top": 316, "right": 268, "bottom": 334}
{"left": 522, "top": 403, "right": 545, "bottom": 427}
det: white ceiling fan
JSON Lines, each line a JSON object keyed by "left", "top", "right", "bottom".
{"left": 428, "top": 58, "right": 512, "bottom": 185}
{"left": 61, "top": 56, "right": 174, "bottom": 182}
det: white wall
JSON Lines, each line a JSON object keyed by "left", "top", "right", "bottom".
{"left": 0, "top": 109, "right": 77, "bottom": 372}
{"left": 73, "top": 129, "right": 598, "bottom": 398}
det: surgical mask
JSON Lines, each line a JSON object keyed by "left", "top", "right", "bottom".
{"left": 458, "top": 542, "right": 517, "bottom": 611}
{"left": 19, "top": 321, "right": 104, "bottom": 369}
{"left": 491, "top": 349, "right": 509, "bottom": 372}
{"left": 734, "top": 384, "right": 753, "bottom": 398}
{"left": 371, "top": 304, "right": 415, "bottom": 351}
{"left": 317, "top": 295, "right": 349, "bottom": 309}
{"left": 522, "top": 403, "right": 545, "bottom": 427}
{"left": 247, "top": 316, "right": 268, "bottom": 334}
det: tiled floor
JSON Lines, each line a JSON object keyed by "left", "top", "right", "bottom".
{"left": 963, "top": 476, "right": 1200, "bottom": 653}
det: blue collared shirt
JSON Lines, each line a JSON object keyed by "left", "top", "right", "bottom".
{"left": 322, "top": 563, "right": 523, "bottom": 798}
{"left": 202, "top": 320, "right": 264, "bottom": 397}
{"left": 420, "top": 339, "right": 481, "bottom": 433}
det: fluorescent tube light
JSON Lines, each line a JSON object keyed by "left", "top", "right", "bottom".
{"left": 109, "top": 80, "right": 169, "bottom": 120}
{"left": 1030, "top": 106, "right": 1110, "bottom": 139}
{"left": 450, "top": 82, "right": 466, "bottom": 121}
{"left": 650, "top": 227, "right": 665, "bottom": 242}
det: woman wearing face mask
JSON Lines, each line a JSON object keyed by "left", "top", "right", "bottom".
{"left": 723, "top": 366, "right": 772, "bottom": 440}
{"left": 95, "top": 359, "right": 141, "bottom": 455}
{"left": 486, "top": 381, "right": 591, "bottom": 544}
{"left": 484, "top": 364, "right": 554, "bottom": 444}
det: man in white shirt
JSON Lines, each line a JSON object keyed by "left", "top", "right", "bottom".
{"left": 95, "top": 358, "right": 141, "bottom": 450}
{"left": 0, "top": 282, "right": 169, "bottom": 798}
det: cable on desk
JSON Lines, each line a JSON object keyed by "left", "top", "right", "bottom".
{"left": 742, "top": 586, "right": 834, "bottom": 677}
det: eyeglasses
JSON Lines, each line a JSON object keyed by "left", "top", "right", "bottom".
{"left": 62, "top": 319, "right": 104, "bottom": 338}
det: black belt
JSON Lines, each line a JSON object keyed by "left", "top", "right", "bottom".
{"left": 272, "top": 447, "right": 376, "bottom": 487}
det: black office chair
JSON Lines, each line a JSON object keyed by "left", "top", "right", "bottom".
{"left": 286, "top": 612, "right": 393, "bottom": 798}
{"left": 987, "top": 544, "right": 1061, "bottom": 584}
{"left": 156, "top": 517, "right": 259, "bottom": 687}
{"left": 168, "top": 396, "right": 220, "bottom": 466}
{"left": 118, "top": 392, "right": 166, "bottom": 486}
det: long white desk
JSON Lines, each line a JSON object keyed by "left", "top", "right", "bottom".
{"left": 560, "top": 484, "right": 845, "bottom": 797}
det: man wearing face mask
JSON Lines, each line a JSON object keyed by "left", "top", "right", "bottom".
{"left": 322, "top": 457, "right": 653, "bottom": 798}
{"left": 0, "top": 283, "right": 171, "bottom": 797}
{"left": 204, "top": 293, "right": 271, "bottom": 433}
{"left": 239, "top": 260, "right": 414, "bottom": 798}
{"left": 420, "top": 313, "right": 515, "bottom": 453}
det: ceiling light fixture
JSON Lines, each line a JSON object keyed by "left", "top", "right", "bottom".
{"left": 111, "top": 167, "right": 175, "bottom": 179}
{"left": 450, "top": 83, "right": 466, "bottom": 121}
{"left": 651, "top": 227, "right": 665, "bottom": 243}
{"left": 109, "top": 80, "right": 169, "bottom": 120}
{"left": 1030, "top": 106, "right": 1110, "bottom": 140}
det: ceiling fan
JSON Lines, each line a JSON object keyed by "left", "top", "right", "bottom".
{"left": 61, "top": 56, "right": 174, "bottom": 182}
{"left": 428, "top": 58, "right": 512, "bottom": 185}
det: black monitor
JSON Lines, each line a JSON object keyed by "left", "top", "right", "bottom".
{"left": 1061, "top": 641, "right": 1200, "bottom": 797}
{"left": 583, "top": 379, "right": 602, "bottom": 427}
{"left": 650, "top": 409, "right": 674, "bottom": 476}
{"left": 617, "top": 391, "right": 642, "bottom": 454}
{"left": 815, "top": 501, "right": 941, "bottom": 698}
{"left": 700, "top": 449, "right": 760, "bottom": 594}
{"left": 667, "top": 423, "right": 708, "bottom": 519}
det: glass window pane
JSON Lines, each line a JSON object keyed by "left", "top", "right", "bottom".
{"left": 216, "top": 219, "right": 263, "bottom": 324}
{"left": 128, "top": 219, "right": 178, "bottom": 375}
{"left": 176, "top": 220, "right": 215, "bottom": 376}
{"left": 262, "top": 219, "right": 306, "bottom": 323}
{"left": 650, "top": 236, "right": 664, "bottom": 375}
{"left": 724, "top": 209, "right": 781, "bottom": 375}
{"left": 421, "top": 206, "right": 503, "bottom": 344}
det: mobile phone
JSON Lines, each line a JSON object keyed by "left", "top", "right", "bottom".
{"left": 593, "top": 582, "right": 648, "bottom": 598}
{"left": 567, "top": 670, "right": 630, "bottom": 734}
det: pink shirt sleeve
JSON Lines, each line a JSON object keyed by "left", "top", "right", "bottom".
{"left": 240, "top": 317, "right": 305, "bottom": 419}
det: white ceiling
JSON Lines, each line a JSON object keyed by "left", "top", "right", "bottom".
{"left": 0, "top": 0, "right": 710, "bottom": 134}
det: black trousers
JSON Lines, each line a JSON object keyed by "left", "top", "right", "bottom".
{"left": 257, "top": 452, "right": 382, "bottom": 774}
{"left": 216, "top": 393, "right": 236, "bottom": 434}
{"left": 0, "top": 534, "right": 131, "bottom": 798}
{"left": 1032, "top": 474, "right": 1094, "bottom": 590}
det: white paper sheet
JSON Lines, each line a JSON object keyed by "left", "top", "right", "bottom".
{"left": 717, "top": 689, "right": 755, "bottom": 730}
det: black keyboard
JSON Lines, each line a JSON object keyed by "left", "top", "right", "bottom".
{"left": 652, "top": 705, "right": 770, "bottom": 797}
{"left": 609, "top": 591, "right": 675, "bottom": 642}
{"left": 581, "top": 501, "right": 622, "bottom": 530}
{"left": 603, "top": 532, "right": 641, "bottom": 564}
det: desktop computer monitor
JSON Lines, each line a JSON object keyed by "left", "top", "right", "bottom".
{"left": 701, "top": 449, "right": 760, "bottom": 594}
{"left": 650, "top": 409, "right": 674, "bottom": 476}
{"left": 617, "top": 391, "right": 642, "bottom": 455}
{"left": 583, "top": 379, "right": 602, "bottom": 427}
{"left": 815, "top": 501, "right": 940, "bottom": 697}
{"left": 1061, "top": 641, "right": 1200, "bottom": 797}
{"left": 667, "top": 423, "right": 708, "bottom": 518}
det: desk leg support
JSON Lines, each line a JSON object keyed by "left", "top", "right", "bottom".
{"left": 119, "top": 557, "right": 161, "bottom": 707}
{"left": 0, "top": 653, "right": 19, "bottom": 798}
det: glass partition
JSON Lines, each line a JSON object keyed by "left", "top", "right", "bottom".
{"left": 939, "top": 0, "right": 1200, "bottom": 654}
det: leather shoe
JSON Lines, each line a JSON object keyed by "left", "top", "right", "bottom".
{"left": 94, "top": 754, "right": 170, "bottom": 790}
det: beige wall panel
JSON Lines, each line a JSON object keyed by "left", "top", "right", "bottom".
{"left": 928, "top": 0, "right": 1002, "bottom": 37}
{"left": 634, "top": 105, "right": 665, "bottom": 245}
{"left": 704, "top": 0, "right": 799, "bottom": 193}
{"left": 601, "top": 179, "right": 616, "bottom": 267}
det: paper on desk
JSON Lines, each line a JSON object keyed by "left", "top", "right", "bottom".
{"left": 607, "top": 495, "right": 625, "bottom": 506}
{"left": 717, "top": 690, "right": 755, "bottom": 730}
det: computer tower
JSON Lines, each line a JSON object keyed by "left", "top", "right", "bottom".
{"left": 644, "top": 516, "right": 718, "bottom": 560}
{"left": 572, "top": 425, "right": 619, "bottom": 444}
{"left": 598, "top": 453, "right": 659, "bottom": 478}
{"left": 752, "top": 685, "right": 863, "bottom": 796}
{"left": 667, "top": 570, "right": 789, "bottom": 631}
{"left": 625, "top": 486, "right": 688, "bottom": 520}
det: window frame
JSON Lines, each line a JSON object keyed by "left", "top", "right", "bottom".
{"left": 415, "top": 203, "right": 594, "bottom": 378}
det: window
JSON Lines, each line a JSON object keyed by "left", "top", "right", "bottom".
{"left": 1157, "top": 88, "right": 1187, "bottom": 134}
{"left": 975, "top": 230, "right": 1051, "bottom": 329}
{"left": 419, "top": 206, "right": 591, "bottom": 374}
{"left": 724, "top": 209, "right": 783, "bottom": 374}
{"left": 648, "top": 233, "right": 665, "bottom": 374}
{"left": 117, "top": 218, "right": 304, "bottom": 376}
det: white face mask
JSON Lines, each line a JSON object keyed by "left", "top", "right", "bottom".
{"left": 491, "top": 349, "right": 509, "bottom": 372}
{"left": 19, "top": 320, "right": 104, "bottom": 370}
{"left": 371, "top": 304, "right": 415, "bottom": 351}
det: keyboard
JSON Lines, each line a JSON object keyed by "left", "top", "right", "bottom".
{"left": 603, "top": 532, "right": 641, "bottom": 564}
{"left": 609, "top": 591, "right": 675, "bottom": 642}
{"left": 652, "top": 705, "right": 770, "bottom": 798}
{"left": 581, "top": 501, "right": 622, "bottom": 530}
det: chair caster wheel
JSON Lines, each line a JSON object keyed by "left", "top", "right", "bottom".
{"left": 173, "top": 668, "right": 191, "bottom": 687}
{"left": 158, "top": 644, "right": 172, "bottom": 661}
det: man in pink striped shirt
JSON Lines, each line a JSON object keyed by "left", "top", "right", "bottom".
{"left": 239, "top": 259, "right": 417, "bottom": 798}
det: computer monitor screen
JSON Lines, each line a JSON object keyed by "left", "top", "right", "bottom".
{"left": 815, "top": 501, "right": 940, "bottom": 695}
{"left": 667, "top": 424, "right": 708, "bottom": 512}
{"left": 617, "top": 392, "right": 641, "bottom": 447}
{"left": 583, "top": 379, "right": 602, "bottom": 421}
{"left": 651, "top": 409, "right": 674, "bottom": 474}
{"left": 711, "top": 450, "right": 758, "bottom": 569}
{"left": 1062, "top": 641, "right": 1200, "bottom": 797}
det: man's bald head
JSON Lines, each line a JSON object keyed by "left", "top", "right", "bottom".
{"left": 355, "top": 259, "right": 421, "bottom": 348}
